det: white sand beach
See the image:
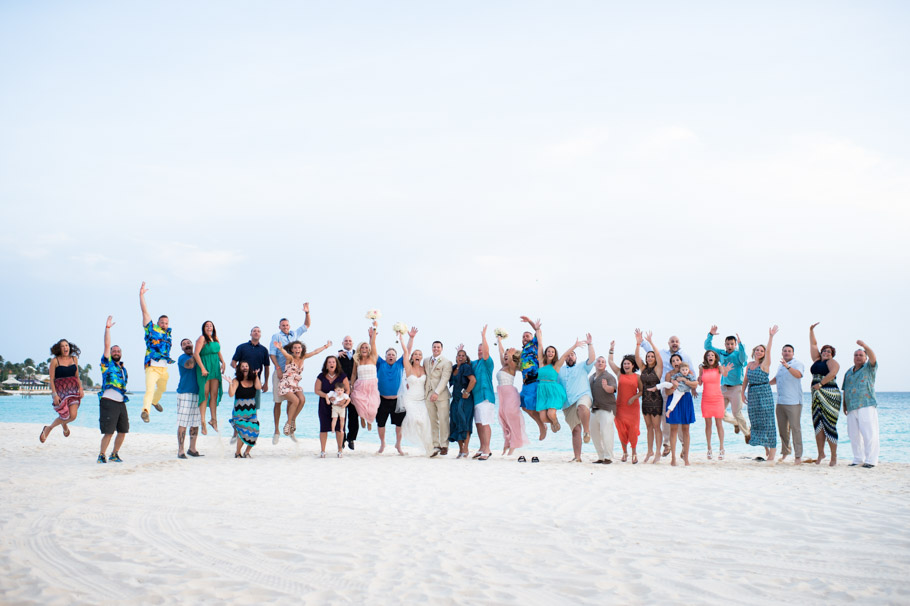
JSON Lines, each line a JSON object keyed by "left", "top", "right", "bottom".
{"left": 2, "top": 421, "right": 909, "bottom": 605}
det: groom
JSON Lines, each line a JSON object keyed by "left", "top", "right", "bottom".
{"left": 423, "top": 340, "right": 452, "bottom": 457}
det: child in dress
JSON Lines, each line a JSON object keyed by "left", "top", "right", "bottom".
{"left": 328, "top": 384, "right": 351, "bottom": 433}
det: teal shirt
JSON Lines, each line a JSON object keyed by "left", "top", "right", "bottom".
{"left": 471, "top": 357, "right": 496, "bottom": 404}
{"left": 843, "top": 361, "right": 878, "bottom": 412}
{"left": 704, "top": 334, "right": 747, "bottom": 386}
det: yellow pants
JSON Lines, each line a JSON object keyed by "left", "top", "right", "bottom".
{"left": 143, "top": 366, "right": 170, "bottom": 414}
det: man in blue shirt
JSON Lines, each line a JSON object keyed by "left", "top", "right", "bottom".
{"left": 559, "top": 334, "right": 595, "bottom": 463}
{"left": 175, "top": 339, "right": 202, "bottom": 459}
{"left": 376, "top": 328, "right": 416, "bottom": 454}
{"left": 704, "top": 325, "right": 750, "bottom": 443}
{"left": 843, "top": 340, "right": 879, "bottom": 468}
{"left": 770, "top": 344, "right": 805, "bottom": 463}
{"left": 268, "top": 303, "right": 311, "bottom": 445}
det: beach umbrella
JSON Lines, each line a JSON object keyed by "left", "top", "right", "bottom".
{"left": 2, "top": 377, "right": 21, "bottom": 385}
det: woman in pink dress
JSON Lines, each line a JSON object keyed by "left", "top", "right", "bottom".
{"left": 274, "top": 338, "right": 333, "bottom": 441}
{"left": 496, "top": 336, "right": 529, "bottom": 455}
{"left": 351, "top": 324, "right": 381, "bottom": 429}
{"left": 698, "top": 350, "right": 732, "bottom": 460}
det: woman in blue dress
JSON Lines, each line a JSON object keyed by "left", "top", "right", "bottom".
{"left": 449, "top": 350, "right": 476, "bottom": 459}
{"left": 742, "top": 325, "right": 780, "bottom": 463}
{"left": 534, "top": 325, "right": 585, "bottom": 436}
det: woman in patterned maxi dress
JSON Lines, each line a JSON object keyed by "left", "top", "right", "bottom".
{"left": 742, "top": 325, "right": 780, "bottom": 463}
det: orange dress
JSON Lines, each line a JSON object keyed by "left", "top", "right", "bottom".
{"left": 615, "top": 373, "right": 641, "bottom": 449}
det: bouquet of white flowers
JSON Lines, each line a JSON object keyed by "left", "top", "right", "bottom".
{"left": 392, "top": 321, "right": 409, "bottom": 335}
{"left": 494, "top": 328, "right": 509, "bottom": 339}
{"left": 365, "top": 309, "right": 382, "bottom": 321}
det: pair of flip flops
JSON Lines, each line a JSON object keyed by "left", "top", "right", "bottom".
{"left": 517, "top": 456, "right": 539, "bottom": 463}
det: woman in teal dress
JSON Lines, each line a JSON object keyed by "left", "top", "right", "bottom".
{"left": 193, "top": 320, "right": 225, "bottom": 434}
{"left": 449, "top": 350, "right": 476, "bottom": 459}
{"left": 535, "top": 326, "right": 585, "bottom": 434}
{"left": 742, "top": 325, "right": 779, "bottom": 463}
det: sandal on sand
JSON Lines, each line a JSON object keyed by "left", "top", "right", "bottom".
{"left": 621, "top": 453, "right": 628, "bottom": 462}
{"left": 337, "top": 452, "right": 343, "bottom": 458}
{"left": 39, "top": 426, "right": 49, "bottom": 443}
{"left": 707, "top": 449, "right": 713, "bottom": 460}
{"left": 479, "top": 454, "right": 491, "bottom": 460}
{"left": 235, "top": 453, "right": 242, "bottom": 458}
{"left": 719, "top": 449, "right": 725, "bottom": 460}
{"left": 632, "top": 454, "right": 638, "bottom": 464}
{"left": 242, "top": 452, "right": 252, "bottom": 459}
{"left": 62, "top": 425, "right": 70, "bottom": 438}
{"left": 531, "top": 456, "right": 540, "bottom": 463}
{"left": 187, "top": 450, "right": 204, "bottom": 457}
{"left": 472, "top": 452, "right": 482, "bottom": 459}
{"left": 517, "top": 456, "right": 527, "bottom": 463}
{"left": 319, "top": 452, "right": 326, "bottom": 458}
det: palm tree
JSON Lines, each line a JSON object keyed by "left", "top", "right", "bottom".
{"left": 79, "top": 363, "right": 94, "bottom": 387}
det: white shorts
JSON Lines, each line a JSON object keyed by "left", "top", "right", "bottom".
{"left": 272, "top": 373, "right": 286, "bottom": 403}
{"left": 176, "top": 392, "right": 201, "bottom": 428}
{"left": 474, "top": 400, "right": 495, "bottom": 426}
{"left": 563, "top": 395, "right": 592, "bottom": 429}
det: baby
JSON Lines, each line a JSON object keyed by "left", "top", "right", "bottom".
{"left": 656, "top": 363, "right": 697, "bottom": 414}
{"left": 327, "top": 385, "right": 350, "bottom": 433}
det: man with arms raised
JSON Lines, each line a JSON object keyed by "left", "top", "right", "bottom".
{"left": 704, "top": 325, "right": 750, "bottom": 443}
{"left": 519, "top": 315, "right": 547, "bottom": 440}
{"left": 98, "top": 316, "right": 129, "bottom": 464}
{"left": 376, "top": 327, "right": 417, "bottom": 454}
{"left": 268, "top": 303, "right": 311, "bottom": 445}
{"left": 843, "top": 340, "right": 879, "bottom": 468}
{"left": 139, "top": 282, "right": 175, "bottom": 423}
{"left": 559, "top": 333, "right": 596, "bottom": 462}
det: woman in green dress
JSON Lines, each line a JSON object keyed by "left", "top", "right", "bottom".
{"left": 193, "top": 320, "right": 226, "bottom": 434}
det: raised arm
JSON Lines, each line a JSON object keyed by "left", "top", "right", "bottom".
{"left": 304, "top": 340, "right": 333, "bottom": 360}
{"left": 554, "top": 339, "right": 585, "bottom": 371}
{"left": 497, "top": 335, "right": 507, "bottom": 366}
{"left": 139, "top": 282, "right": 152, "bottom": 326}
{"left": 634, "top": 329, "right": 644, "bottom": 369}
{"left": 401, "top": 339, "right": 413, "bottom": 376}
{"left": 763, "top": 325, "right": 779, "bottom": 372}
{"left": 607, "top": 340, "right": 621, "bottom": 375}
{"left": 857, "top": 340, "right": 876, "bottom": 367}
{"left": 368, "top": 326, "right": 378, "bottom": 363}
{"left": 535, "top": 326, "right": 545, "bottom": 366}
{"left": 809, "top": 322, "right": 820, "bottom": 362}
{"left": 407, "top": 326, "right": 418, "bottom": 356}
{"left": 585, "top": 333, "right": 595, "bottom": 365}
{"left": 645, "top": 332, "right": 662, "bottom": 372}
{"left": 303, "top": 302, "right": 311, "bottom": 329}
{"left": 103, "top": 315, "right": 115, "bottom": 359}
{"left": 704, "top": 325, "right": 724, "bottom": 355}
{"left": 480, "top": 325, "right": 490, "bottom": 360}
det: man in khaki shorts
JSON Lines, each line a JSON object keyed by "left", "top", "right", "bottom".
{"left": 559, "top": 334, "right": 596, "bottom": 462}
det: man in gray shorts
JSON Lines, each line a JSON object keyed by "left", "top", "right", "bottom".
{"left": 559, "top": 334, "right": 596, "bottom": 462}
{"left": 98, "top": 315, "right": 129, "bottom": 464}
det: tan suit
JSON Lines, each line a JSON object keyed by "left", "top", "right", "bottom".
{"left": 423, "top": 355, "right": 452, "bottom": 449}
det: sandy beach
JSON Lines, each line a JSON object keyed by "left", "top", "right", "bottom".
{"left": 2, "top": 421, "right": 909, "bottom": 605}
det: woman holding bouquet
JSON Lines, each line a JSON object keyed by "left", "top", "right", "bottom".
{"left": 351, "top": 323, "right": 380, "bottom": 429}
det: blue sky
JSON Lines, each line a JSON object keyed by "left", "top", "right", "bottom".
{"left": 1, "top": 2, "right": 908, "bottom": 388}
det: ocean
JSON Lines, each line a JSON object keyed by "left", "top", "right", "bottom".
{"left": 3, "top": 391, "right": 907, "bottom": 462}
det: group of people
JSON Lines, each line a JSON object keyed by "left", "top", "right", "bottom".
{"left": 38, "top": 284, "right": 883, "bottom": 469}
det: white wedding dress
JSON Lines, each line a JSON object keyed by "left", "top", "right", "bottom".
{"left": 401, "top": 374, "right": 433, "bottom": 455}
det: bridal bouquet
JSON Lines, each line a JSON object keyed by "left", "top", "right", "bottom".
{"left": 365, "top": 309, "right": 382, "bottom": 321}
{"left": 494, "top": 328, "right": 509, "bottom": 339}
{"left": 392, "top": 321, "right": 409, "bottom": 335}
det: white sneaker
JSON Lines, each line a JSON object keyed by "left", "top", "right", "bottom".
{"left": 272, "top": 433, "right": 279, "bottom": 445}
{"left": 289, "top": 432, "right": 298, "bottom": 443}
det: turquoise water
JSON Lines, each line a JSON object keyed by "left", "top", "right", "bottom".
{"left": 3, "top": 391, "right": 907, "bottom": 462}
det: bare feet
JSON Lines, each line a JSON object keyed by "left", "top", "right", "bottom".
{"left": 200, "top": 423, "right": 208, "bottom": 436}
{"left": 829, "top": 456, "right": 837, "bottom": 467}
{"left": 396, "top": 446, "right": 406, "bottom": 456}
{"left": 377, "top": 444, "right": 386, "bottom": 454}
{"left": 360, "top": 419, "right": 366, "bottom": 428}
{"left": 815, "top": 455, "right": 826, "bottom": 466}
{"left": 670, "top": 457, "right": 677, "bottom": 467}
{"left": 794, "top": 457, "right": 802, "bottom": 465}
{"left": 367, "top": 422, "right": 373, "bottom": 431}
{"left": 538, "top": 425, "right": 547, "bottom": 441}
{"left": 644, "top": 452, "right": 653, "bottom": 463}
{"left": 652, "top": 454, "right": 660, "bottom": 465}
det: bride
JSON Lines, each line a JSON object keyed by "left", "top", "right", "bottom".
{"left": 399, "top": 335, "right": 434, "bottom": 456}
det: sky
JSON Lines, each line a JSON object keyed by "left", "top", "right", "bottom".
{"left": 1, "top": 1, "right": 908, "bottom": 389}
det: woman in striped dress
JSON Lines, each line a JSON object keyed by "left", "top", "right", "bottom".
{"left": 228, "top": 362, "right": 262, "bottom": 458}
{"left": 742, "top": 325, "right": 779, "bottom": 463}
{"left": 809, "top": 323, "right": 841, "bottom": 466}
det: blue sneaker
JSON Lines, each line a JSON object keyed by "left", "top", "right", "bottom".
{"left": 109, "top": 453, "right": 123, "bottom": 463}
{"left": 97, "top": 454, "right": 107, "bottom": 464}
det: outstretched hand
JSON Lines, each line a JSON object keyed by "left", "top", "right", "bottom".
{"left": 810, "top": 322, "right": 820, "bottom": 330}
{"left": 610, "top": 340, "right": 615, "bottom": 351}
{"left": 106, "top": 315, "right": 115, "bottom": 329}
{"left": 481, "top": 324, "right": 488, "bottom": 336}
{"left": 140, "top": 282, "right": 148, "bottom": 296}
{"left": 325, "top": 340, "right": 333, "bottom": 348}
{"left": 585, "top": 333, "right": 592, "bottom": 345}
{"left": 770, "top": 325, "right": 779, "bottom": 337}
{"left": 408, "top": 326, "right": 418, "bottom": 338}
{"left": 634, "top": 328, "right": 643, "bottom": 345}
{"left": 709, "top": 325, "right": 718, "bottom": 336}
{"left": 303, "top": 302, "right": 310, "bottom": 313}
